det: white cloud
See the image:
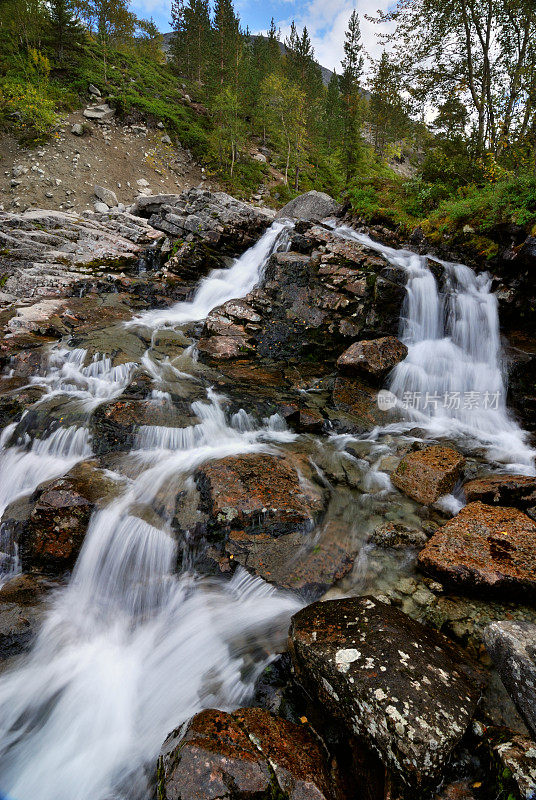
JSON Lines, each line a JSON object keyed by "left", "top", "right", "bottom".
{"left": 262, "top": 0, "right": 393, "bottom": 76}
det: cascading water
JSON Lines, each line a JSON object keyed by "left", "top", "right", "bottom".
{"left": 0, "top": 222, "right": 300, "bottom": 800}
{"left": 0, "top": 218, "right": 533, "bottom": 800}
{"left": 334, "top": 226, "right": 535, "bottom": 472}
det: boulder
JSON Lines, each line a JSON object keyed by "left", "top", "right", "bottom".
{"left": 370, "top": 521, "right": 428, "bottom": 550}
{"left": 486, "top": 728, "right": 536, "bottom": 800}
{"left": 484, "top": 620, "right": 536, "bottom": 738}
{"left": 463, "top": 474, "right": 536, "bottom": 509}
{"left": 196, "top": 452, "right": 325, "bottom": 539}
{"left": 252, "top": 152, "right": 267, "bottom": 163}
{"left": 161, "top": 135, "right": 172, "bottom": 145}
{"left": 0, "top": 574, "right": 49, "bottom": 662}
{"left": 418, "top": 502, "right": 536, "bottom": 602}
{"left": 83, "top": 103, "right": 114, "bottom": 121}
{"left": 71, "top": 123, "right": 84, "bottom": 136}
{"left": 94, "top": 201, "right": 109, "bottom": 213}
{"left": 94, "top": 185, "right": 118, "bottom": 208}
{"left": 336, "top": 336, "right": 408, "bottom": 379}
{"left": 130, "top": 188, "right": 274, "bottom": 257}
{"left": 276, "top": 191, "right": 341, "bottom": 221}
{"left": 288, "top": 596, "right": 481, "bottom": 785}
{"left": 158, "top": 707, "right": 333, "bottom": 800}
{"left": 19, "top": 461, "right": 121, "bottom": 574}
{"left": 392, "top": 445, "right": 466, "bottom": 505}
{"left": 88, "top": 83, "right": 101, "bottom": 96}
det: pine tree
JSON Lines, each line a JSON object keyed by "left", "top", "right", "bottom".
{"left": 340, "top": 9, "right": 364, "bottom": 181}
{"left": 212, "top": 0, "right": 241, "bottom": 91}
{"left": 184, "top": 0, "right": 211, "bottom": 85}
{"left": 323, "top": 70, "right": 343, "bottom": 150}
{"left": 285, "top": 22, "right": 322, "bottom": 99}
{"left": 368, "top": 52, "right": 408, "bottom": 157}
{"left": 47, "top": 0, "right": 85, "bottom": 63}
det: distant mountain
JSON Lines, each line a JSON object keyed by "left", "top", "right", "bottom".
{"left": 160, "top": 32, "right": 335, "bottom": 87}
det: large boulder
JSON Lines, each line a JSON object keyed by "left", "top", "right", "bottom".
{"left": 94, "top": 185, "right": 118, "bottom": 208}
{"left": 131, "top": 188, "right": 274, "bottom": 259}
{"left": 484, "top": 620, "right": 536, "bottom": 738}
{"left": 485, "top": 728, "right": 536, "bottom": 800}
{"left": 158, "top": 707, "right": 333, "bottom": 800}
{"left": 276, "top": 191, "right": 341, "bottom": 221}
{"left": 336, "top": 336, "right": 408, "bottom": 380}
{"left": 463, "top": 474, "right": 536, "bottom": 509}
{"left": 418, "top": 502, "right": 536, "bottom": 602}
{"left": 16, "top": 461, "right": 121, "bottom": 574}
{"left": 392, "top": 445, "right": 466, "bottom": 505}
{"left": 288, "top": 596, "right": 481, "bottom": 785}
{"left": 196, "top": 452, "right": 325, "bottom": 539}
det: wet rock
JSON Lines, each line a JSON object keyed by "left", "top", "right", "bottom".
{"left": 222, "top": 523, "right": 354, "bottom": 598}
{"left": 433, "top": 781, "right": 477, "bottom": 799}
{"left": 0, "top": 573, "right": 50, "bottom": 662}
{"left": 91, "top": 398, "right": 198, "bottom": 455}
{"left": 463, "top": 474, "right": 536, "bottom": 509}
{"left": 288, "top": 596, "right": 481, "bottom": 785}
{"left": 370, "top": 521, "right": 428, "bottom": 550}
{"left": 337, "top": 337, "right": 408, "bottom": 380}
{"left": 94, "top": 185, "right": 118, "bottom": 208}
{"left": 158, "top": 707, "right": 333, "bottom": 800}
{"left": 20, "top": 461, "right": 121, "bottom": 574}
{"left": 486, "top": 728, "right": 536, "bottom": 800}
{"left": 484, "top": 620, "right": 536, "bottom": 738}
{"left": 392, "top": 445, "right": 466, "bottom": 505}
{"left": 197, "top": 453, "right": 325, "bottom": 539}
{"left": 276, "top": 191, "right": 341, "bottom": 221}
{"left": 418, "top": 502, "right": 536, "bottom": 602}
{"left": 329, "top": 375, "right": 393, "bottom": 433}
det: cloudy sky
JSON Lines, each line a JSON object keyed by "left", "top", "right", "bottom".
{"left": 130, "top": 0, "right": 393, "bottom": 72}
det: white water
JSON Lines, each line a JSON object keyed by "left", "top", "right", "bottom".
{"left": 0, "top": 222, "right": 301, "bottom": 800}
{"left": 0, "top": 219, "right": 533, "bottom": 799}
{"left": 335, "top": 226, "right": 535, "bottom": 473}
{"left": 131, "top": 220, "right": 290, "bottom": 329}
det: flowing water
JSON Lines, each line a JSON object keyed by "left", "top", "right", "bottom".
{"left": 0, "top": 220, "right": 533, "bottom": 799}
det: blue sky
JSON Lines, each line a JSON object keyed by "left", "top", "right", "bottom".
{"left": 129, "top": 0, "right": 392, "bottom": 72}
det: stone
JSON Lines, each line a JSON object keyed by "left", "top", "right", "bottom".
{"left": 276, "top": 191, "right": 341, "bottom": 221}
{"left": 136, "top": 178, "right": 149, "bottom": 187}
{"left": 0, "top": 574, "right": 49, "bottom": 662}
{"left": 94, "top": 201, "right": 109, "bottom": 213}
{"left": 370, "top": 521, "right": 428, "bottom": 550}
{"left": 19, "top": 461, "right": 121, "bottom": 574}
{"left": 94, "top": 185, "right": 118, "bottom": 207}
{"left": 71, "top": 123, "right": 84, "bottom": 136}
{"left": 289, "top": 596, "right": 481, "bottom": 785}
{"left": 418, "top": 502, "right": 536, "bottom": 602}
{"left": 392, "top": 445, "right": 466, "bottom": 505}
{"left": 196, "top": 453, "right": 325, "bottom": 539}
{"left": 161, "top": 135, "right": 172, "bottom": 145}
{"left": 463, "top": 474, "right": 536, "bottom": 509}
{"left": 88, "top": 83, "right": 101, "bottom": 96}
{"left": 158, "top": 707, "right": 333, "bottom": 800}
{"left": 484, "top": 620, "right": 536, "bottom": 738}
{"left": 486, "top": 728, "right": 536, "bottom": 800}
{"left": 83, "top": 103, "right": 114, "bottom": 121}
{"left": 253, "top": 152, "right": 267, "bottom": 163}
{"left": 337, "top": 336, "right": 408, "bottom": 379}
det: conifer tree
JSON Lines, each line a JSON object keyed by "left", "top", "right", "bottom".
{"left": 183, "top": 0, "right": 211, "bottom": 85}
{"left": 323, "top": 70, "right": 343, "bottom": 150}
{"left": 212, "top": 0, "right": 241, "bottom": 91}
{"left": 47, "top": 0, "right": 85, "bottom": 63}
{"left": 340, "top": 9, "right": 363, "bottom": 181}
{"left": 368, "top": 52, "right": 408, "bottom": 157}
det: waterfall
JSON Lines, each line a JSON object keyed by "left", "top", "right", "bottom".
{"left": 334, "top": 226, "right": 535, "bottom": 472}
{"left": 0, "top": 223, "right": 301, "bottom": 800}
{"left": 0, "top": 219, "right": 533, "bottom": 799}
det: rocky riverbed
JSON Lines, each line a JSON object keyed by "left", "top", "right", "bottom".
{"left": 0, "top": 189, "right": 535, "bottom": 800}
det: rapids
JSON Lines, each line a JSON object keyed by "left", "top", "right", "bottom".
{"left": 0, "top": 220, "right": 533, "bottom": 799}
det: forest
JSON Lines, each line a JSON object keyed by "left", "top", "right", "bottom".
{"left": 1, "top": 0, "right": 536, "bottom": 252}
